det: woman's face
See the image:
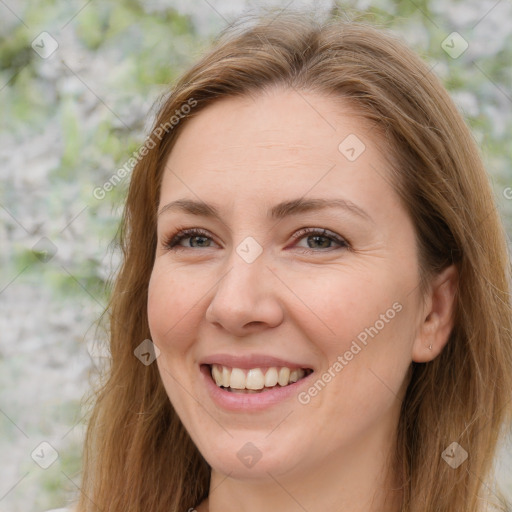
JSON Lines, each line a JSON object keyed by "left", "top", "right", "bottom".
{"left": 148, "top": 89, "right": 426, "bottom": 480}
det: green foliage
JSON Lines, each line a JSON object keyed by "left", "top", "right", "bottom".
{"left": 0, "top": 25, "right": 33, "bottom": 72}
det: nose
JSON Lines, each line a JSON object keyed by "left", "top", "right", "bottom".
{"left": 205, "top": 251, "right": 284, "bottom": 336}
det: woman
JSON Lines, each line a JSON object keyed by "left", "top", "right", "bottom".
{"left": 76, "top": 10, "right": 512, "bottom": 512}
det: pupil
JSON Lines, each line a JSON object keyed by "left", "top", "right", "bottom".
{"left": 192, "top": 236, "right": 209, "bottom": 247}
{"left": 309, "top": 235, "right": 329, "bottom": 248}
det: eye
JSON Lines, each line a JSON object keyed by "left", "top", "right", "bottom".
{"left": 161, "top": 227, "right": 350, "bottom": 253}
{"left": 162, "top": 228, "right": 217, "bottom": 251}
{"left": 290, "top": 228, "right": 350, "bottom": 254}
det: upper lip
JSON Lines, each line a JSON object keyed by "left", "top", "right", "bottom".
{"left": 200, "top": 353, "right": 313, "bottom": 370}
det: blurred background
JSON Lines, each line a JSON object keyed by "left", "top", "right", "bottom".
{"left": 1, "top": 0, "right": 511, "bottom": 510}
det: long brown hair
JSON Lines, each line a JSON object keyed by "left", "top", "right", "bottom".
{"left": 77, "top": 11, "right": 512, "bottom": 512}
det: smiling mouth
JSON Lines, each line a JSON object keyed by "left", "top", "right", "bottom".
{"left": 206, "top": 364, "right": 314, "bottom": 393}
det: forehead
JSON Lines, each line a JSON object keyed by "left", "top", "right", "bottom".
{"left": 159, "top": 89, "right": 394, "bottom": 215}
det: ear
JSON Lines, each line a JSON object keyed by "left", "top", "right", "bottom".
{"left": 412, "top": 264, "right": 458, "bottom": 363}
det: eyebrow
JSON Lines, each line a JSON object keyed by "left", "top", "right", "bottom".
{"left": 158, "top": 197, "right": 373, "bottom": 223}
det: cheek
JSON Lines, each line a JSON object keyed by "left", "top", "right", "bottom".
{"left": 287, "top": 268, "right": 404, "bottom": 349}
{"left": 147, "top": 264, "right": 200, "bottom": 352}
{"left": 148, "top": 266, "right": 199, "bottom": 412}
{"left": 294, "top": 270, "right": 414, "bottom": 404}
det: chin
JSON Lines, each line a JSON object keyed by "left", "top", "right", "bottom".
{"left": 198, "top": 435, "right": 304, "bottom": 479}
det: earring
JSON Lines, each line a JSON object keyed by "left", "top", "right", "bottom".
{"left": 428, "top": 344, "right": 433, "bottom": 350}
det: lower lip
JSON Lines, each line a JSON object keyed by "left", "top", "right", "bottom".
{"left": 200, "top": 364, "right": 314, "bottom": 411}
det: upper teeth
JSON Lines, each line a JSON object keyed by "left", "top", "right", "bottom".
{"left": 211, "top": 364, "right": 308, "bottom": 390}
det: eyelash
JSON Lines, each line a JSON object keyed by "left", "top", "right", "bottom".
{"left": 162, "top": 227, "right": 350, "bottom": 254}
